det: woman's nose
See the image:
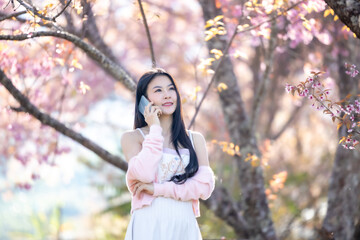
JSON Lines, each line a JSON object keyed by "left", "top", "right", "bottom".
{"left": 164, "top": 90, "right": 171, "bottom": 98}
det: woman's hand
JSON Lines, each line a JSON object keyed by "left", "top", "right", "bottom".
{"left": 132, "top": 181, "right": 154, "bottom": 197}
{"left": 144, "top": 101, "right": 162, "bottom": 127}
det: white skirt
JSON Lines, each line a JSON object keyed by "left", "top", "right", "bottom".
{"left": 124, "top": 197, "right": 202, "bottom": 240}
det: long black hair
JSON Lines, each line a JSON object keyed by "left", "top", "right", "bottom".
{"left": 133, "top": 68, "right": 198, "bottom": 184}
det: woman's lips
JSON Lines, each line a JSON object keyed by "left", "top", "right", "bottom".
{"left": 162, "top": 103, "right": 173, "bottom": 106}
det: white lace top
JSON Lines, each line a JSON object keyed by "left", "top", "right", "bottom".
{"left": 136, "top": 128, "right": 194, "bottom": 184}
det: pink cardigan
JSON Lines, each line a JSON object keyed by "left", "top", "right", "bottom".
{"left": 125, "top": 124, "right": 215, "bottom": 217}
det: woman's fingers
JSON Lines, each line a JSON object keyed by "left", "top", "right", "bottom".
{"left": 135, "top": 184, "right": 145, "bottom": 197}
{"left": 133, "top": 182, "right": 151, "bottom": 197}
{"left": 133, "top": 182, "right": 141, "bottom": 195}
{"left": 153, "top": 107, "right": 162, "bottom": 117}
{"left": 145, "top": 102, "right": 153, "bottom": 115}
{"left": 144, "top": 101, "right": 162, "bottom": 125}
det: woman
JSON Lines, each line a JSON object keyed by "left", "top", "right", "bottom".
{"left": 121, "top": 68, "right": 215, "bottom": 240}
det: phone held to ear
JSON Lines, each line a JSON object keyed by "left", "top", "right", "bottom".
{"left": 139, "top": 95, "right": 150, "bottom": 116}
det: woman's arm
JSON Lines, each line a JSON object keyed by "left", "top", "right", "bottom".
{"left": 153, "top": 165, "right": 215, "bottom": 201}
{"left": 122, "top": 124, "right": 164, "bottom": 184}
{"left": 152, "top": 132, "right": 215, "bottom": 201}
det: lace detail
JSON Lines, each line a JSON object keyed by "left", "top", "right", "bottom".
{"left": 135, "top": 128, "right": 194, "bottom": 183}
{"left": 156, "top": 150, "right": 190, "bottom": 183}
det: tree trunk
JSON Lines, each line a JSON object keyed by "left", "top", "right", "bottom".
{"left": 324, "top": 0, "right": 360, "bottom": 39}
{"left": 320, "top": 46, "right": 360, "bottom": 240}
{"left": 198, "top": 1, "right": 277, "bottom": 239}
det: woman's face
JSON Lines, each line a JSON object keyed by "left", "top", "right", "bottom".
{"left": 146, "top": 75, "right": 178, "bottom": 116}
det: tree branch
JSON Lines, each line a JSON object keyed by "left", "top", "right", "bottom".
{"left": 0, "top": 10, "right": 26, "bottom": 22}
{"left": 324, "top": 0, "right": 360, "bottom": 39}
{"left": 0, "top": 31, "right": 136, "bottom": 91}
{"left": 0, "top": 68, "right": 128, "bottom": 171}
{"left": 53, "top": 0, "right": 72, "bottom": 21}
{"left": 137, "top": 0, "right": 156, "bottom": 68}
{"left": 0, "top": 10, "right": 62, "bottom": 30}
{"left": 15, "top": 0, "right": 71, "bottom": 22}
{"left": 16, "top": 0, "right": 55, "bottom": 22}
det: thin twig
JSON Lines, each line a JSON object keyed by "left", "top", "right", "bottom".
{"left": 15, "top": 0, "right": 71, "bottom": 22}
{"left": 53, "top": 0, "right": 72, "bottom": 21}
{"left": 137, "top": 0, "right": 156, "bottom": 68}
{"left": 16, "top": 0, "right": 54, "bottom": 22}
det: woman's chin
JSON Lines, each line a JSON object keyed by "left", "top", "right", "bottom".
{"left": 160, "top": 110, "right": 175, "bottom": 116}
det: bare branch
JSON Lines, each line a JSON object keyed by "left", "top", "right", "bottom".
{"left": 0, "top": 68, "right": 128, "bottom": 171}
{"left": 9, "top": 105, "right": 26, "bottom": 112}
{"left": 53, "top": 0, "right": 72, "bottom": 21}
{"left": 14, "top": 0, "right": 71, "bottom": 22}
{"left": 137, "top": 0, "right": 156, "bottom": 68}
{"left": 270, "top": 104, "right": 303, "bottom": 140}
{"left": 16, "top": 0, "right": 55, "bottom": 22}
{"left": 0, "top": 31, "right": 136, "bottom": 91}
{"left": 0, "top": 10, "right": 26, "bottom": 22}
{"left": 0, "top": 10, "right": 61, "bottom": 30}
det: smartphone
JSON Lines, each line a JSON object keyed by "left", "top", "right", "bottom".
{"left": 138, "top": 95, "right": 151, "bottom": 116}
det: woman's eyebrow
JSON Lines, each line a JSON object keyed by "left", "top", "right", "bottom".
{"left": 152, "top": 84, "right": 174, "bottom": 89}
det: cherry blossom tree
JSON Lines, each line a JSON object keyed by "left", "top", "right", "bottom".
{"left": 1, "top": 0, "right": 360, "bottom": 239}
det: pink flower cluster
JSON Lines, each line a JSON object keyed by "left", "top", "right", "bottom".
{"left": 342, "top": 137, "right": 359, "bottom": 150}
{"left": 285, "top": 74, "right": 331, "bottom": 111}
{"left": 286, "top": 71, "right": 360, "bottom": 150}
{"left": 345, "top": 63, "right": 359, "bottom": 77}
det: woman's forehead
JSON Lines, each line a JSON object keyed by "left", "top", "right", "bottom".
{"left": 149, "top": 75, "right": 173, "bottom": 87}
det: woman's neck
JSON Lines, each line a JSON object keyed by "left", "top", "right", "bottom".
{"left": 159, "top": 115, "right": 172, "bottom": 137}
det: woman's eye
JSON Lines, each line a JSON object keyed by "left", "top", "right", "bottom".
{"left": 155, "top": 89, "right": 161, "bottom": 92}
{"left": 169, "top": 87, "right": 175, "bottom": 90}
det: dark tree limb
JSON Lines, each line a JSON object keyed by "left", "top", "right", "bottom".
{"left": 15, "top": 0, "right": 72, "bottom": 22}
{"left": 0, "top": 11, "right": 60, "bottom": 29}
{"left": 0, "top": 68, "right": 128, "bottom": 171}
{"left": 324, "top": 0, "right": 360, "bottom": 39}
{"left": 53, "top": 0, "right": 72, "bottom": 21}
{"left": 0, "top": 31, "right": 136, "bottom": 91}
{"left": 0, "top": 10, "right": 26, "bottom": 22}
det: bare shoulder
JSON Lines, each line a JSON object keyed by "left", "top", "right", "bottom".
{"left": 190, "top": 131, "right": 209, "bottom": 166}
{"left": 121, "top": 129, "right": 144, "bottom": 162}
{"left": 190, "top": 131, "right": 206, "bottom": 145}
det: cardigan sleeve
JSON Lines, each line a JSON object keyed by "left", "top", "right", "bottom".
{"left": 153, "top": 166, "right": 215, "bottom": 201}
{"left": 126, "top": 125, "right": 164, "bottom": 188}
